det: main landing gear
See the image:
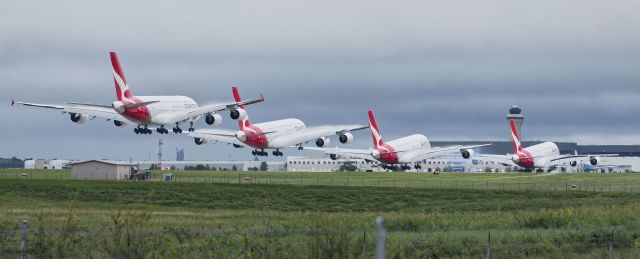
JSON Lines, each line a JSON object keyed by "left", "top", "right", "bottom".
{"left": 414, "top": 164, "right": 422, "bottom": 170}
{"left": 252, "top": 149, "right": 268, "bottom": 157}
{"left": 272, "top": 149, "right": 283, "bottom": 156}
{"left": 188, "top": 122, "right": 195, "bottom": 132}
{"left": 134, "top": 126, "right": 152, "bottom": 135}
{"left": 156, "top": 126, "right": 169, "bottom": 134}
{"left": 172, "top": 123, "right": 183, "bottom": 134}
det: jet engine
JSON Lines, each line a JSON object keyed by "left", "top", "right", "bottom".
{"left": 69, "top": 113, "right": 89, "bottom": 124}
{"left": 316, "top": 137, "right": 330, "bottom": 147}
{"left": 569, "top": 161, "right": 578, "bottom": 167}
{"left": 111, "top": 101, "right": 125, "bottom": 113}
{"left": 339, "top": 132, "right": 353, "bottom": 144}
{"left": 590, "top": 156, "right": 600, "bottom": 166}
{"left": 235, "top": 131, "right": 247, "bottom": 141}
{"left": 194, "top": 138, "right": 209, "bottom": 145}
{"left": 230, "top": 109, "right": 247, "bottom": 121}
{"left": 461, "top": 149, "right": 475, "bottom": 159}
{"left": 113, "top": 120, "right": 127, "bottom": 127}
{"left": 329, "top": 154, "right": 340, "bottom": 160}
{"left": 205, "top": 113, "right": 222, "bottom": 126}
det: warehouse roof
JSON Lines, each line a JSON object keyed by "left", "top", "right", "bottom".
{"left": 69, "top": 160, "right": 137, "bottom": 166}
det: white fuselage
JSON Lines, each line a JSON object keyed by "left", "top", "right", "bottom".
{"left": 515, "top": 142, "right": 560, "bottom": 168}
{"left": 239, "top": 118, "right": 306, "bottom": 149}
{"left": 121, "top": 95, "right": 198, "bottom": 126}
{"left": 374, "top": 134, "right": 430, "bottom": 164}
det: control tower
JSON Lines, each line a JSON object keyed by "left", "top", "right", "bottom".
{"left": 507, "top": 105, "right": 524, "bottom": 139}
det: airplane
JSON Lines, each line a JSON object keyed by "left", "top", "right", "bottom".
{"left": 462, "top": 107, "right": 616, "bottom": 172}
{"left": 304, "top": 110, "right": 490, "bottom": 170}
{"left": 11, "top": 51, "right": 264, "bottom": 135}
{"left": 187, "top": 86, "right": 369, "bottom": 156}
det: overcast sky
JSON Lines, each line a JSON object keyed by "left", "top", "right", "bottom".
{"left": 1, "top": 0, "right": 639, "bottom": 161}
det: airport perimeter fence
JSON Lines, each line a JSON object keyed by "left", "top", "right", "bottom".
{"left": 2, "top": 170, "right": 640, "bottom": 193}
{"left": 0, "top": 216, "right": 632, "bottom": 258}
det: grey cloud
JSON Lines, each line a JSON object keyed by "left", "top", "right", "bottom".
{"left": 1, "top": 0, "right": 639, "bottom": 160}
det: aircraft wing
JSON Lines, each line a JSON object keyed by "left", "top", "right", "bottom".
{"left": 403, "top": 144, "right": 493, "bottom": 162}
{"left": 267, "top": 124, "right": 368, "bottom": 148}
{"left": 152, "top": 95, "right": 265, "bottom": 124}
{"left": 543, "top": 154, "right": 618, "bottom": 167}
{"left": 13, "top": 100, "right": 129, "bottom": 122}
{"left": 469, "top": 154, "right": 516, "bottom": 166}
{"left": 303, "top": 146, "right": 373, "bottom": 160}
{"left": 187, "top": 128, "right": 248, "bottom": 147}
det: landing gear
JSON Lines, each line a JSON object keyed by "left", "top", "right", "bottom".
{"left": 414, "top": 164, "right": 422, "bottom": 170}
{"left": 252, "top": 149, "right": 268, "bottom": 156}
{"left": 172, "top": 123, "right": 183, "bottom": 134}
{"left": 297, "top": 144, "right": 303, "bottom": 151}
{"left": 272, "top": 149, "right": 283, "bottom": 156}
{"left": 188, "top": 122, "right": 195, "bottom": 132}
{"left": 156, "top": 126, "right": 169, "bottom": 134}
{"left": 134, "top": 126, "right": 152, "bottom": 135}
{"left": 401, "top": 165, "right": 411, "bottom": 171}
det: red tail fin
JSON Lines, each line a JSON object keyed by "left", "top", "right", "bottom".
{"left": 368, "top": 110, "right": 383, "bottom": 148}
{"left": 508, "top": 119, "right": 523, "bottom": 153}
{"left": 232, "top": 86, "right": 251, "bottom": 129}
{"left": 110, "top": 51, "right": 133, "bottom": 101}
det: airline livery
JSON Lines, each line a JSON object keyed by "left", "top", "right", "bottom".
{"left": 12, "top": 52, "right": 264, "bottom": 134}
{"left": 188, "top": 87, "right": 369, "bottom": 156}
{"left": 305, "top": 110, "right": 490, "bottom": 170}
{"left": 462, "top": 107, "right": 616, "bottom": 172}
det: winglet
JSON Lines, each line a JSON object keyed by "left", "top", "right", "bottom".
{"left": 260, "top": 94, "right": 265, "bottom": 101}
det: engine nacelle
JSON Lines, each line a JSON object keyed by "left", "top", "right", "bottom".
{"left": 230, "top": 109, "right": 248, "bottom": 121}
{"left": 339, "top": 132, "right": 353, "bottom": 144}
{"left": 590, "top": 156, "right": 600, "bottom": 166}
{"left": 316, "top": 137, "right": 330, "bottom": 147}
{"left": 194, "top": 138, "right": 209, "bottom": 145}
{"left": 235, "top": 131, "right": 247, "bottom": 141}
{"left": 112, "top": 101, "right": 125, "bottom": 114}
{"left": 569, "top": 161, "right": 578, "bottom": 167}
{"left": 329, "top": 154, "right": 340, "bottom": 160}
{"left": 69, "top": 113, "right": 89, "bottom": 124}
{"left": 461, "top": 149, "right": 475, "bottom": 159}
{"left": 205, "top": 113, "right": 223, "bottom": 126}
{"left": 113, "top": 120, "right": 127, "bottom": 128}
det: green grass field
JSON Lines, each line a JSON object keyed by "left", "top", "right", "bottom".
{"left": 1, "top": 169, "right": 640, "bottom": 258}
{"left": 3, "top": 169, "right": 640, "bottom": 192}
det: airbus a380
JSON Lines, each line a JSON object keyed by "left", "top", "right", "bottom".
{"left": 12, "top": 51, "right": 263, "bottom": 134}
{"left": 188, "top": 87, "right": 369, "bottom": 156}
{"left": 462, "top": 107, "right": 616, "bottom": 172}
{"left": 305, "top": 110, "right": 490, "bottom": 170}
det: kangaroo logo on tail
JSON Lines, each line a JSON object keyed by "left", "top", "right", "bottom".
{"left": 509, "top": 119, "right": 523, "bottom": 153}
{"left": 110, "top": 51, "right": 133, "bottom": 101}
{"left": 368, "top": 110, "right": 383, "bottom": 149}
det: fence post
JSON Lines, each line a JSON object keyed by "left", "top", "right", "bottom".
{"left": 486, "top": 231, "right": 491, "bottom": 259}
{"left": 375, "top": 216, "right": 386, "bottom": 259}
{"left": 608, "top": 229, "right": 613, "bottom": 259}
{"left": 20, "top": 220, "right": 27, "bottom": 259}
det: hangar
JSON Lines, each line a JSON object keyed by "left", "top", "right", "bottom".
{"left": 70, "top": 160, "right": 137, "bottom": 180}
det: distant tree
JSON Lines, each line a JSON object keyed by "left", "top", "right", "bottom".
{"left": 260, "top": 162, "right": 268, "bottom": 171}
{"left": 148, "top": 163, "right": 156, "bottom": 170}
{"left": 170, "top": 165, "right": 176, "bottom": 170}
{"left": 232, "top": 165, "right": 238, "bottom": 171}
{"left": 211, "top": 166, "right": 217, "bottom": 171}
{"left": 484, "top": 167, "right": 493, "bottom": 173}
{"left": 195, "top": 164, "right": 205, "bottom": 170}
{"left": 204, "top": 164, "right": 211, "bottom": 170}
